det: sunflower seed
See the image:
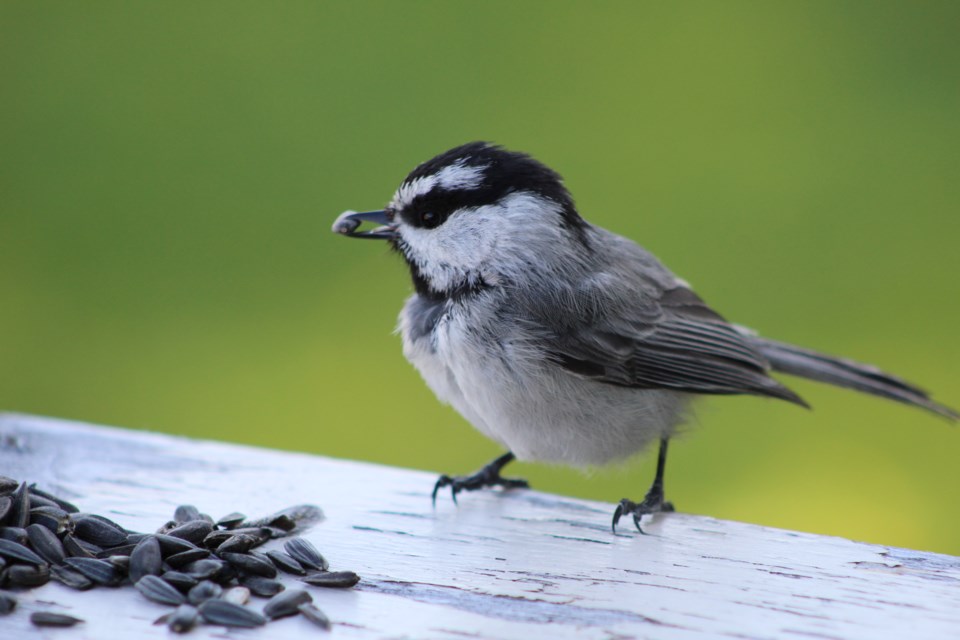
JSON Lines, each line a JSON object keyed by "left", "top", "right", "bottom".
{"left": 284, "top": 538, "right": 328, "bottom": 571}
{"left": 0, "top": 497, "right": 11, "bottom": 524}
{"left": 0, "top": 591, "right": 16, "bottom": 615}
{"left": 129, "top": 536, "right": 162, "bottom": 582}
{"left": 215, "top": 512, "right": 246, "bottom": 530}
{"left": 26, "top": 523, "right": 66, "bottom": 564}
{"left": 167, "top": 520, "right": 214, "bottom": 545}
{"left": 161, "top": 570, "right": 198, "bottom": 591}
{"left": 155, "top": 534, "right": 199, "bottom": 556}
{"left": 107, "top": 554, "right": 130, "bottom": 573}
{"left": 28, "top": 506, "right": 73, "bottom": 535}
{"left": 240, "top": 575, "right": 284, "bottom": 597}
{"left": 298, "top": 603, "right": 331, "bottom": 630}
{"left": 168, "top": 604, "right": 199, "bottom": 633}
{"left": 265, "top": 549, "right": 306, "bottom": 575}
{"left": 27, "top": 485, "right": 79, "bottom": 513}
{"left": 263, "top": 588, "right": 312, "bottom": 620}
{"left": 198, "top": 599, "right": 266, "bottom": 628}
{"left": 204, "top": 527, "right": 270, "bottom": 549}
{"left": 215, "top": 533, "right": 259, "bottom": 555}
{"left": 301, "top": 570, "right": 360, "bottom": 588}
{"left": 165, "top": 548, "right": 210, "bottom": 568}
{"left": 0, "top": 527, "right": 27, "bottom": 544}
{"left": 62, "top": 533, "right": 99, "bottom": 558}
{"left": 8, "top": 483, "right": 29, "bottom": 528}
{"left": 220, "top": 551, "right": 277, "bottom": 578}
{"left": 135, "top": 574, "right": 187, "bottom": 605}
{"left": 63, "top": 557, "right": 122, "bottom": 586}
{"left": 187, "top": 580, "right": 222, "bottom": 605}
{"left": 30, "top": 611, "right": 84, "bottom": 627}
{"left": 50, "top": 565, "right": 94, "bottom": 590}
{"left": 72, "top": 514, "right": 127, "bottom": 547}
{"left": 27, "top": 493, "right": 61, "bottom": 511}
{"left": 7, "top": 564, "right": 50, "bottom": 587}
{"left": 221, "top": 586, "right": 250, "bottom": 605}
{"left": 97, "top": 543, "right": 136, "bottom": 559}
{"left": 174, "top": 505, "right": 201, "bottom": 524}
{"left": 241, "top": 504, "right": 324, "bottom": 534}
{"left": 0, "top": 477, "right": 18, "bottom": 495}
{"left": 0, "top": 537, "right": 47, "bottom": 565}
{"left": 183, "top": 558, "right": 227, "bottom": 581}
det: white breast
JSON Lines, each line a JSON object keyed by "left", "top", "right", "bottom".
{"left": 398, "top": 296, "right": 691, "bottom": 467}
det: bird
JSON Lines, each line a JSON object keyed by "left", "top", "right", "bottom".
{"left": 332, "top": 141, "right": 957, "bottom": 533}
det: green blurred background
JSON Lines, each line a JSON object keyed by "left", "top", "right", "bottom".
{"left": 2, "top": 2, "right": 958, "bottom": 554}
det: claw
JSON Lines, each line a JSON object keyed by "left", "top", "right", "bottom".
{"left": 432, "top": 475, "right": 452, "bottom": 507}
{"left": 632, "top": 512, "right": 645, "bottom": 534}
{"left": 611, "top": 503, "right": 624, "bottom": 533}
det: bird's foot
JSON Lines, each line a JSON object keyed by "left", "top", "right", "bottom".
{"left": 611, "top": 488, "right": 674, "bottom": 534}
{"left": 432, "top": 454, "right": 529, "bottom": 505}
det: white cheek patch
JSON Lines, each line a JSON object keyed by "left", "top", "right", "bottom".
{"left": 389, "top": 161, "right": 487, "bottom": 211}
{"left": 396, "top": 192, "right": 567, "bottom": 295}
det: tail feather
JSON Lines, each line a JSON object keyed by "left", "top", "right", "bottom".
{"left": 750, "top": 336, "right": 958, "bottom": 421}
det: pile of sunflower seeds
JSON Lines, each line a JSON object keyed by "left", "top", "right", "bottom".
{"left": 0, "top": 476, "right": 359, "bottom": 632}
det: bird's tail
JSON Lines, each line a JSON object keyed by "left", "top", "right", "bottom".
{"left": 748, "top": 335, "right": 958, "bottom": 421}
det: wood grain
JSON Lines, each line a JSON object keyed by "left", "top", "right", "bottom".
{"left": 1, "top": 413, "right": 957, "bottom": 639}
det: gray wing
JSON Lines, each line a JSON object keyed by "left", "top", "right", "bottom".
{"left": 544, "top": 279, "right": 808, "bottom": 407}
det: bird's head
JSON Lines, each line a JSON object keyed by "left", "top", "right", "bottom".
{"left": 333, "top": 142, "right": 588, "bottom": 299}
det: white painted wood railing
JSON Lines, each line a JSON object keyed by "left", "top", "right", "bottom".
{"left": 1, "top": 413, "right": 957, "bottom": 639}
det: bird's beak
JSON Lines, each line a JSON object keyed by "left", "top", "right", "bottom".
{"left": 331, "top": 209, "right": 397, "bottom": 240}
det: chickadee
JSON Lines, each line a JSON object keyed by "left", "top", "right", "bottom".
{"left": 332, "top": 142, "right": 957, "bottom": 532}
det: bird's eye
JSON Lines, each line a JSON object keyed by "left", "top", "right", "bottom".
{"left": 420, "top": 211, "right": 439, "bottom": 228}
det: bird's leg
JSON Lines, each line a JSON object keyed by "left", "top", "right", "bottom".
{"left": 612, "top": 438, "right": 675, "bottom": 534}
{"left": 432, "top": 452, "right": 530, "bottom": 505}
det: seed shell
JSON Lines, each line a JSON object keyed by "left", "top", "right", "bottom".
{"left": 0, "top": 497, "right": 11, "bottom": 524}
{"left": 9, "top": 482, "right": 29, "bottom": 528}
{"left": 168, "top": 604, "right": 199, "bottom": 633}
{"left": 298, "top": 603, "right": 331, "bottom": 630}
{"left": 161, "top": 570, "right": 199, "bottom": 592}
{"left": 30, "top": 611, "right": 84, "bottom": 627}
{"left": 0, "top": 477, "right": 18, "bottom": 495}
{"left": 27, "top": 485, "right": 80, "bottom": 513}
{"left": 129, "top": 535, "right": 162, "bottom": 582}
{"left": 155, "top": 533, "right": 199, "bottom": 556}
{"left": 0, "top": 537, "right": 47, "bottom": 565}
{"left": 187, "top": 580, "right": 222, "bottom": 605}
{"left": 28, "top": 506, "right": 73, "bottom": 535}
{"left": 266, "top": 549, "right": 306, "bottom": 575}
{"left": 72, "top": 514, "right": 127, "bottom": 547}
{"left": 50, "top": 565, "right": 94, "bottom": 590}
{"left": 0, "top": 591, "right": 16, "bottom": 615}
{"left": 7, "top": 563, "right": 51, "bottom": 587}
{"left": 215, "top": 533, "right": 258, "bottom": 555}
{"left": 220, "top": 551, "right": 277, "bottom": 578}
{"left": 173, "top": 505, "right": 201, "bottom": 524}
{"left": 0, "top": 527, "right": 27, "bottom": 544}
{"left": 167, "top": 520, "right": 214, "bottom": 545}
{"left": 183, "top": 558, "right": 227, "bottom": 581}
{"left": 283, "top": 538, "right": 328, "bottom": 571}
{"left": 63, "top": 557, "right": 123, "bottom": 586}
{"left": 215, "top": 512, "right": 246, "bottom": 529}
{"left": 62, "top": 533, "right": 99, "bottom": 558}
{"left": 198, "top": 599, "right": 267, "bottom": 628}
{"left": 301, "top": 570, "right": 360, "bottom": 588}
{"left": 164, "top": 548, "right": 210, "bottom": 568}
{"left": 136, "top": 574, "right": 187, "bottom": 606}
{"left": 26, "top": 523, "right": 66, "bottom": 564}
{"left": 263, "top": 588, "right": 312, "bottom": 619}
{"left": 240, "top": 575, "right": 285, "bottom": 597}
